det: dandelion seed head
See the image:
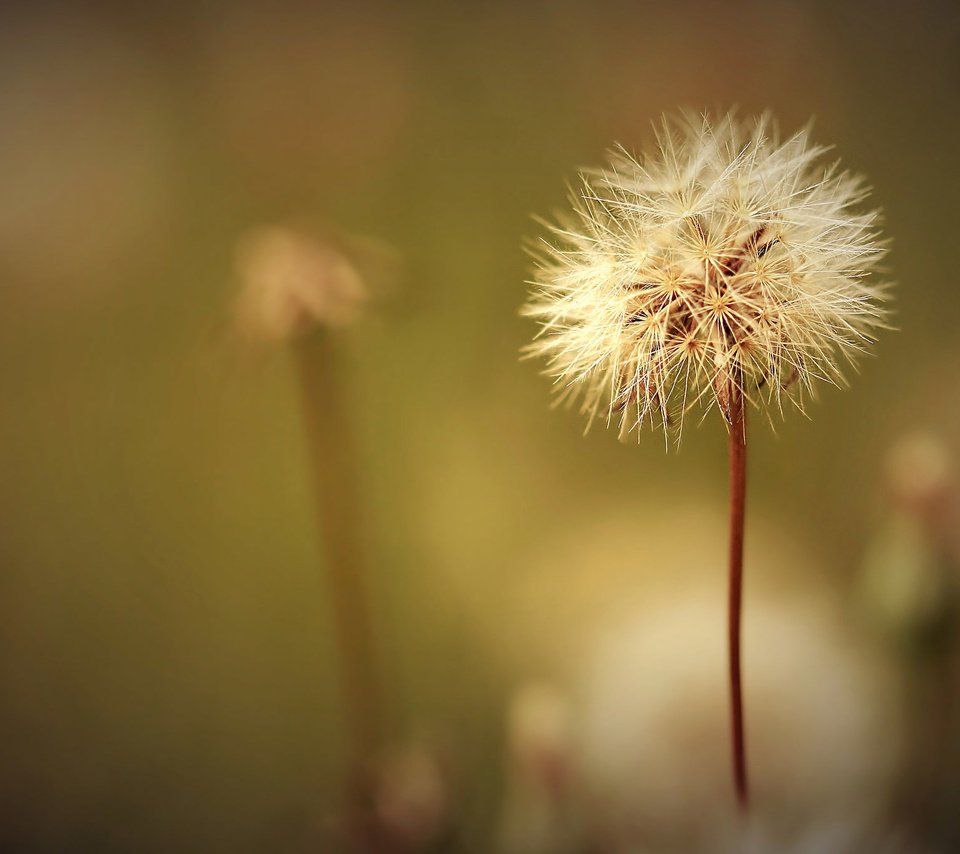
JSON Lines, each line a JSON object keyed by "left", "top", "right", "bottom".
{"left": 523, "top": 112, "right": 891, "bottom": 441}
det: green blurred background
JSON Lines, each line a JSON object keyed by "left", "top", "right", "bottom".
{"left": 1, "top": 1, "right": 959, "bottom": 851}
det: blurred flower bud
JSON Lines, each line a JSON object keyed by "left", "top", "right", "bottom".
{"left": 372, "top": 744, "right": 449, "bottom": 851}
{"left": 232, "top": 225, "right": 399, "bottom": 342}
{"left": 506, "top": 682, "right": 573, "bottom": 797}
{"left": 576, "top": 593, "right": 901, "bottom": 848}
{"left": 499, "top": 683, "right": 585, "bottom": 854}
{"left": 884, "top": 432, "right": 954, "bottom": 530}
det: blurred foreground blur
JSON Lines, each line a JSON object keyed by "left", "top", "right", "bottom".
{"left": 1, "top": 1, "right": 959, "bottom": 851}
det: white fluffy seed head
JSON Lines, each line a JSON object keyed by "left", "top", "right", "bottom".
{"left": 523, "top": 111, "right": 891, "bottom": 442}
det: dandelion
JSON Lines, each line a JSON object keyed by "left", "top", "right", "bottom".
{"left": 233, "top": 223, "right": 398, "bottom": 829}
{"left": 577, "top": 593, "right": 901, "bottom": 844}
{"left": 523, "top": 111, "right": 892, "bottom": 809}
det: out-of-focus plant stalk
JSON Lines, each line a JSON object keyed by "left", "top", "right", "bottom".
{"left": 294, "top": 331, "right": 381, "bottom": 771}
{"left": 233, "top": 223, "right": 399, "bottom": 848}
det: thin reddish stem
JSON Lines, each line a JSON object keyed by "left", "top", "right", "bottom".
{"left": 728, "top": 380, "right": 749, "bottom": 811}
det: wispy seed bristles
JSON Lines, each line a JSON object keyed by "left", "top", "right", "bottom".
{"left": 523, "top": 111, "right": 892, "bottom": 442}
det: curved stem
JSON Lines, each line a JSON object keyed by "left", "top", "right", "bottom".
{"left": 727, "top": 381, "right": 749, "bottom": 811}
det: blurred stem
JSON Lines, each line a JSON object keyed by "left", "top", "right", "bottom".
{"left": 294, "top": 331, "right": 381, "bottom": 771}
{"left": 727, "top": 379, "right": 749, "bottom": 811}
